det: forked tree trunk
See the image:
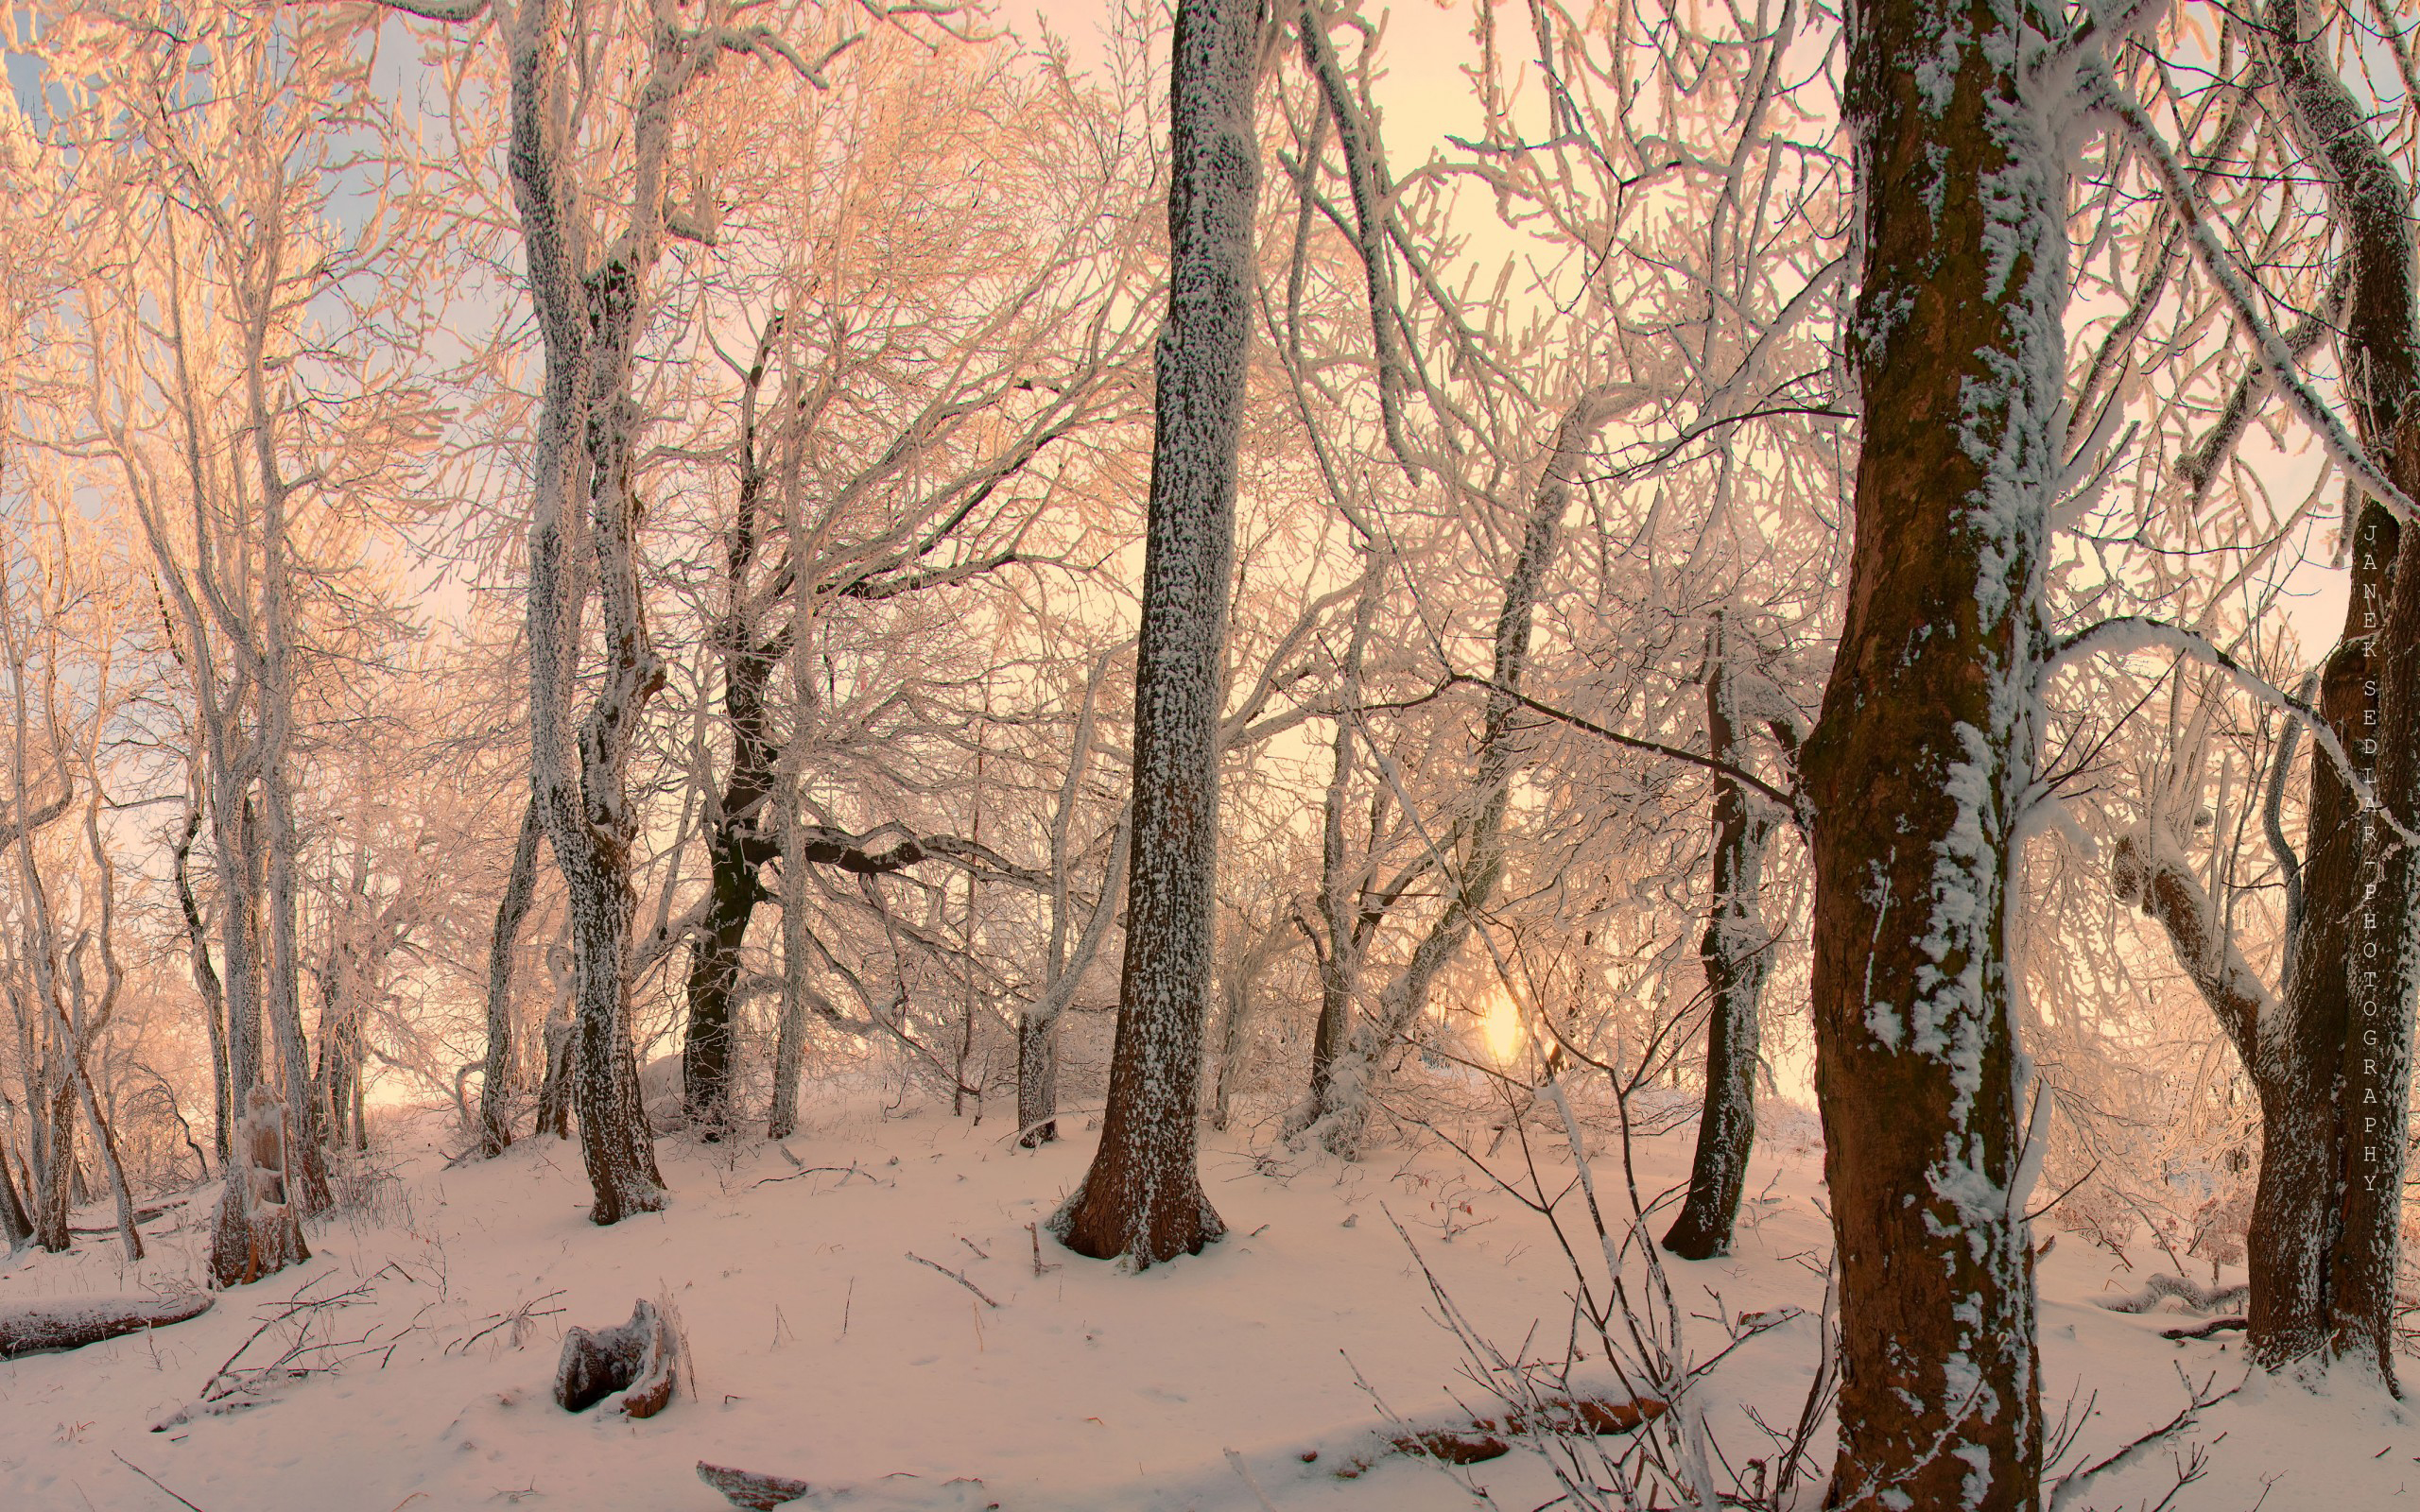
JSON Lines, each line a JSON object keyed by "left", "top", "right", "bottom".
{"left": 1663, "top": 643, "right": 1776, "bottom": 1260}
{"left": 1049, "top": 0, "right": 1259, "bottom": 1267}
{"left": 1799, "top": 0, "right": 2062, "bottom": 1500}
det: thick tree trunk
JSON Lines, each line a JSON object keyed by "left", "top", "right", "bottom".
{"left": 1050, "top": 0, "right": 1258, "bottom": 1267}
{"left": 2264, "top": 0, "right": 2420, "bottom": 1385}
{"left": 1663, "top": 646, "right": 1775, "bottom": 1260}
{"left": 476, "top": 798, "right": 544, "bottom": 1158}
{"left": 208, "top": 1084, "right": 309, "bottom": 1288}
{"left": 1800, "top": 0, "right": 2062, "bottom": 1501}
{"left": 508, "top": 0, "right": 683, "bottom": 1225}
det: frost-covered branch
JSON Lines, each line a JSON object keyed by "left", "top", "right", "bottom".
{"left": 2083, "top": 58, "right": 2419, "bottom": 523}
{"left": 2045, "top": 615, "right": 2409, "bottom": 843}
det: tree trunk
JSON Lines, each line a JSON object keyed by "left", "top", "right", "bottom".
{"left": 208, "top": 1084, "right": 309, "bottom": 1288}
{"left": 508, "top": 0, "right": 683, "bottom": 1225}
{"left": 0, "top": 1143, "right": 32, "bottom": 1249}
{"left": 1799, "top": 0, "right": 2062, "bottom": 1499}
{"left": 1019, "top": 815, "right": 1130, "bottom": 1147}
{"left": 2264, "top": 0, "right": 2420, "bottom": 1386}
{"left": 684, "top": 364, "right": 786, "bottom": 1135}
{"left": 1049, "top": 0, "right": 1259, "bottom": 1267}
{"left": 173, "top": 801, "right": 232, "bottom": 1163}
{"left": 1663, "top": 642, "right": 1775, "bottom": 1260}
{"left": 476, "top": 798, "right": 544, "bottom": 1158}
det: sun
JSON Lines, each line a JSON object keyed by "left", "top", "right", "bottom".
{"left": 1480, "top": 988, "right": 1525, "bottom": 1063}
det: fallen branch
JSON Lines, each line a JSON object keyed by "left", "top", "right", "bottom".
{"left": 2160, "top": 1315, "right": 2249, "bottom": 1342}
{"left": 1, "top": 1292, "right": 213, "bottom": 1359}
{"left": 2098, "top": 1274, "right": 2247, "bottom": 1315}
{"left": 906, "top": 1250, "right": 1000, "bottom": 1308}
{"left": 1277, "top": 1394, "right": 1668, "bottom": 1478}
{"left": 697, "top": 1460, "right": 814, "bottom": 1509}
{"left": 112, "top": 1452, "right": 211, "bottom": 1512}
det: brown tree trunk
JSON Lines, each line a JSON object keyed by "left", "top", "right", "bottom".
{"left": 2265, "top": 0, "right": 2420, "bottom": 1385}
{"left": 1664, "top": 644, "right": 1775, "bottom": 1260}
{"left": 1050, "top": 0, "right": 1259, "bottom": 1267}
{"left": 1800, "top": 0, "right": 2060, "bottom": 1498}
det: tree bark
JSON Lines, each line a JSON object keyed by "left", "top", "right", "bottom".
{"left": 476, "top": 798, "right": 544, "bottom": 1158}
{"left": 1799, "top": 0, "right": 2062, "bottom": 1499}
{"left": 1050, "top": 0, "right": 1259, "bottom": 1266}
{"left": 173, "top": 800, "right": 232, "bottom": 1163}
{"left": 1663, "top": 641, "right": 1776, "bottom": 1260}
{"left": 2263, "top": 0, "right": 2420, "bottom": 1386}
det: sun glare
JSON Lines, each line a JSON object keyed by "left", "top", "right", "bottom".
{"left": 1480, "top": 989, "right": 1525, "bottom": 1063}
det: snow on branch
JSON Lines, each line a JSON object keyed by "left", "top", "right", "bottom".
{"left": 2044, "top": 614, "right": 2412, "bottom": 844}
{"left": 2082, "top": 58, "right": 2419, "bottom": 524}
{"left": 792, "top": 822, "right": 1052, "bottom": 889}
{"left": 1438, "top": 672, "right": 1802, "bottom": 819}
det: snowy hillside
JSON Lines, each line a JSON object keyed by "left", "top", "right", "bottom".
{"left": 6, "top": 1103, "right": 2406, "bottom": 1510}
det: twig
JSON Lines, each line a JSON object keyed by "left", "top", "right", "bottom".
{"left": 1028, "top": 1222, "right": 1060, "bottom": 1277}
{"left": 906, "top": 1251, "right": 1000, "bottom": 1307}
{"left": 112, "top": 1452, "right": 209, "bottom": 1511}
{"left": 1222, "top": 1448, "right": 1282, "bottom": 1512}
{"left": 748, "top": 1163, "right": 881, "bottom": 1192}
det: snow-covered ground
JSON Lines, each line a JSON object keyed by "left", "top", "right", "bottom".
{"left": 2, "top": 1098, "right": 2410, "bottom": 1510}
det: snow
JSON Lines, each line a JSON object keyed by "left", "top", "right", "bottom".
{"left": 3, "top": 1102, "right": 2414, "bottom": 1509}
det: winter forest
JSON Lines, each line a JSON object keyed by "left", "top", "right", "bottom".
{"left": 6, "top": 0, "right": 2420, "bottom": 1505}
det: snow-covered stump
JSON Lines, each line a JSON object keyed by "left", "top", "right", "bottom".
{"left": 0, "top": 1292, "right": 213, "bottom": 1359}
{"left": 553, "top": 1297, "right": 680, "bottom": 1418}
{"left": 208, "top": 1084, "right": 310, "bottom": 1289}
{"left": 697, "top": 1462, "right": 814, "bottom": 1509}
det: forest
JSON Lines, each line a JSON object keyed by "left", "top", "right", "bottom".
{"left": 0, "top": 0, "right": 2416, "bottom": 1505}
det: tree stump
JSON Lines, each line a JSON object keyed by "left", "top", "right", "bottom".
{"left": 553, "top": 1297, "right": 679, "bottom": 1418}
{"left": 208, "top": 1085, "right": 309, "bottom": 1289}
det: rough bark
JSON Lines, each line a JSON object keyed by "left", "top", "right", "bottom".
{"left": 208, "top": 1084, "right": 309, "bottom": 1288}
{"left": 1663, "top": 644, "right": 1776, "bottom": 1260}
{"left": 1050, "top": 0, "right": 1258, "bottom": 1267}
{"left": 1799, "top": 0, "right": 2062, "bottom": 1500}
{"left": 2264, "top": 0, "right": 2420, "bottom": 1387}
{"left": 553, "top": 1297, "right": 681, "bottom": 1418}
{"left": 0, "top": 1139, "right": 30, "bottom": 1248}
{"left": 0, "top": 1293, "right": 213, "bottom": 1359}
{"left": 476, "top": 798, "right": 544, "bottom": 1158}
